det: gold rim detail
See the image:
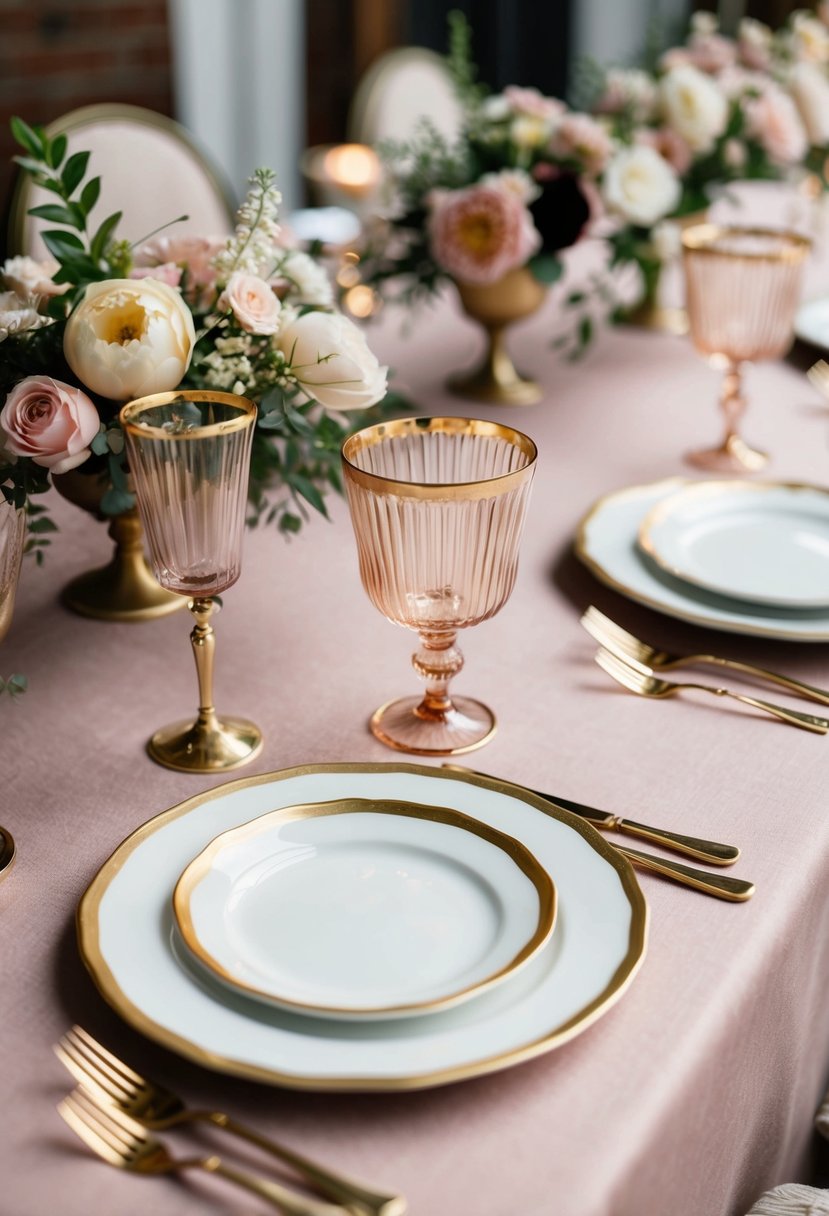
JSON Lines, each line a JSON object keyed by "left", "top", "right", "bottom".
{"left": 76, "top": 762, "right": 648, "bottom": 1092}
{"left": 341, "top": 417, "right": 537, "bottom": 501}
{"left": 574, "top": 477, "right": 829, "bottom": 642}
{"left": 681, "top": 223, "right": 811, "bottom": 262}
{"left": 120, "top": 390, "right": 258, "bottom": 440}
{"left": 173, "top": 796, "right": 557, "bottom": 1018}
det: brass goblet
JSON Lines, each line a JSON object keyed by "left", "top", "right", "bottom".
{"left": 120, "top": 391, "right": 262, "bottom": 773}
{"left": 682, "top": 224, "right": 810, "bottom": 473}
{"left": 342, "top": 417, "right": 537, "bottom": 755}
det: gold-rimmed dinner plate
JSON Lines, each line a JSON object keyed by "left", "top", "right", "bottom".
{"left": 173, "top": 797, "right": 557, "bottom": 1021}
{"left": 77, "top": 763, "right": 647, "bottom": 1093}
{"left": 638, "top": 481, "right": 829, "bottom": 610}
{"left": 576, "top": 478, "right": 829, "bottom": 642}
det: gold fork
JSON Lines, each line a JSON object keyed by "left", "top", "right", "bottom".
{"left": 58, "top": 1086, "right": 349, "bottom": 1215}
{"left": 582, "top": 606, "right": 829, "bottom": 707}
{"left": 594, "top": 646, "right": 829, "bottom": 735}
{"left": 807, "top": 358, "right": 829, "bottom": 402}
{"left": 55, "top": 1025, "right": 406, "bottom": 1216}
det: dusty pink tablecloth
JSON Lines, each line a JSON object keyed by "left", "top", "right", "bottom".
{"left": 4, "top": 224, "right": 829, "bottom": 1215}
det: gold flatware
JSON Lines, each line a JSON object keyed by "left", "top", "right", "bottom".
{"left": 56, "top": 1025, "right": 406, "bottom": 1216}
{"left": 582, "top": 606, "right": 829, "bottom": 708}
{"left": 441, "top": 764, "right": 739, "bottom": 865}
{"left": 595, "top": 646, "right": 829, "bottom": 735}
{"left": 807, "top": 359, "right": 829, "bottom": 401}
{"left": 442, "top": 766, "right": 754, "bottom": 901}
{"left": 0, "top": 826, "right": 15, "bottom": 880}
{"left": 58, "top": 1086, "right": 348, "bottom": 1215}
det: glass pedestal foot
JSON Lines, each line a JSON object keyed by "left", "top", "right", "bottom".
{"left": 370, "top": 695, "right": 497, "bottom": 756}
{"left": 686, "top": 434, "right": 769, "bottom": 473}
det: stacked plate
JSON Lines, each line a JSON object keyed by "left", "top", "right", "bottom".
{"left": 576, "top": 478, "right": 829, "bottom": 642}
{"left": 78, "top": 764, "right": 647, "bottom": 1092}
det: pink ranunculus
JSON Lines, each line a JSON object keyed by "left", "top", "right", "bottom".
{"left": 659, "top": 47, "right": 693, "bottom": 71}
{"left": 130, "top": 262, "right": 183, "bottom": 288}
{"left": 428, "top": 183, "right": 541, "bottom": 286}
{"left": 219, "top": 271, "right": 281, "bottom": 334}
{"left": 551, "top": 113, "right": 614, "bottom": 175}
{"left": 745, "top": 84, "right": 808, "bottom": 166}
{"left": 133, "top": 234, "right": 228, "bottom": 305}
{"left": 636, "top": 126, "right": 694, "bottom": 175}
{"left": 686, "top": 31, "right": 737, "bottom": 74}
{"left": 503, "top": 85, "right": 565, "bottom": 122}
{"left": 0, "top": 376, "right": 99, "bottom": 474}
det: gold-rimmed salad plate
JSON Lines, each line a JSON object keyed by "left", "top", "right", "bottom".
{"left": 78, "top": 763, "right": 647, "bottom": 1093}
{"left": 173, "top": 797, "right": 556, "bottom": 1021}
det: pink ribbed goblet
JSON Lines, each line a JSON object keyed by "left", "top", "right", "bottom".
{"left": 682, "top": 224, "right": 809, "bottom": 472}
{"left": 120, "top": 390, "right": 262, "bottom": 773}
{"left": 342, "top": 417, "right": 537, "bottom": 755}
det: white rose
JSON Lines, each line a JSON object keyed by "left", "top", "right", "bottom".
{"left": 602, "top": 145, "right": 681, "bottom": 227}
{"left": 64, "top": 278, "right": 195, "bottom": 401}
{"left": 660, "top": 64, "right": 728, "bottom": 152}
{"left": 219, "top": 271, "right": 280, "bottom": 335}
{"left": 789, "top": 61, "right": 829, "bottom": 145}
{"left": 2, "top": 255, "right": 67, "bottom": 299}
{"left": 790, "top": 12, "right": 829, "bottom": 63}
{"left": 277, "top": 310, "right": 387, "bottom": 411}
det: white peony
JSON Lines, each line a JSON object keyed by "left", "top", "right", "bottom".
{"left": 2, "top": 255, "right": 67, "bottom": 299}
{"left": 63, "top": 278, "right": 195, "bottom": 401}
{"left": 789, "top": 61, "right": 829, "bottom": 145}
{"left": 660, "top": 64, "right": 728, "bottom": 153}
{"left": 602, "top": 145, "right": 681, "bottom": 227}
{"left": 277, "top": 310, "right": 387, "bottom": 411}
{"left": 0, "top": 290, "right": 53, "bottom": 342}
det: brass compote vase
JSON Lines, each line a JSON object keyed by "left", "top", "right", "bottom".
{"left": 120, "top": 390, "right": 262, "bottom": 773}
{"left": 343, "top": 417, "right": 537, "bottom": 755}
{"left": 52, "top": 470, "right": 183, "bottom": 622}
{"left": 448, "top": 267, "right": 547, "bottom": 406}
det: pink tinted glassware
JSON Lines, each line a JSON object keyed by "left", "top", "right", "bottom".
{"left": 120, "top": 391, "right": 262, "bottom": 773}
{"left": 342, "top": 417, "right": 537, "bottom": 755}
{"left": 682, "top": 224, "right": 809, "bottom": 472}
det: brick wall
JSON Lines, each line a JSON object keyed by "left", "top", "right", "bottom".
{"left": 0, "top": 0, "right": 173, "bottom": 256}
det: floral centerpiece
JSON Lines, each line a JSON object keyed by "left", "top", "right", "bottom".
{"left": 587, "top": 7, "right": 829, "bottom": 327}
{"left": 0, "top": 116, "right": 396, "bottom": 576}
{"left": 360, "top": 9, "right": 829, "bottom": 364}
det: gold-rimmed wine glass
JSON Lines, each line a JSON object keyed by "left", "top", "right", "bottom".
{"left": 342, "top": 416, "right": 537, "bottom": 755}
{"left": 682, "top": 223, "right": 810, "bottom": 472}
{"left": 120, "top": 390, "right": 262, "bottom": 773}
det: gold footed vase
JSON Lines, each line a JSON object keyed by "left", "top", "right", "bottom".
{"left": 53, "top": 471, "right": 184, "bottom": 622}
{"left": 448, "top": 267, "right": 547, "bottom": 406}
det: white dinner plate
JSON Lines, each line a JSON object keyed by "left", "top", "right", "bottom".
{"left": 78, "top": 764, "right": 647, "bottom": 1092}
{"left": 638, "top": 481, "right": 829, "bottom": 609}
{"left": 576, "top": 478, "right": 829, "bottom": 641}
{"left": 795, "top": 295, "right": 829, "bottom": 351}
{"left": 173, "top": 797, "right": 557, "bottom": 1021}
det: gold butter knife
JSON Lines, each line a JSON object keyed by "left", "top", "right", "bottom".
{"left": 442, "top": 765, "right": 739, "bottom": 865}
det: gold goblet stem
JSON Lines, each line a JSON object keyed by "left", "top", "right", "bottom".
{"left": 189, "top": 596, "right": 219, "bottom": 738}
{"left": 720, "top": 362, "right": 745, "bottom": 453}
{"left": 412, "top": 630, "right": 464, "bottom": 720}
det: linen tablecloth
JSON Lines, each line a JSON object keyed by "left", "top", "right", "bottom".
{"left": 4, "top": 238, "right": 829, "bottom": 1215}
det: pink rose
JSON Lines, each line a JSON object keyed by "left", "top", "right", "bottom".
{"left": 130, "top": 263, "right": 183, "bottom": 288}
{"left": 428, "top": 184, "right": 540, "bottom": 286}
{"left": 550, "top": 113, "right": 613, "bottom": 174}
{"left": 133, "top": 235, "right": 228, "bottom": 306}
{"left": 503, "top": 85, "right": 565, "bottom": 122}
{"left": 745, "top": 85, "right": 808, "bottom": 166}
{"left": 686, "top": 32, "right": 737, "bottom": 74}
{"left": 219, "top": 272, "right": 281, "bottom": 334}
{"left": 636, "top": 126, "right": 694, "bottom": 175}
{"left": 0, "top": 376, "right": 99, "bottom": 474}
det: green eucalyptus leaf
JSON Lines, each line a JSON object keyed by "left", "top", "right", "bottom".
{"left": 530, "top": 254, "right": 564, "bottom": 285}
{"left": 100, "top": 487, "right": 134, "bottom": 516}
{"left": 61, "top": 150, "right": 90, "bottom": 196}
{"left": 90, "top": 432, "right": 110, "bottom": 456}
{"left": 10, "top": 116, "right": 44, "bottom": 159}
{"left": 279, "top": 512, "right": 302, "bottom": 534}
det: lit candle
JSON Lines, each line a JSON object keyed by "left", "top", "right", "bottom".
{"left": 322, "top": 144, "right": 382, "bottom": 199}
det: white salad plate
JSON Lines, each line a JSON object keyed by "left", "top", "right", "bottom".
{"left": 173, "top": 797, "right": 557, "bottom": 1021}
{"left": 576, "top": 478, "right": 829, "bottom": 641}
{"left": 638, "top": 481, "right": 829, "bottom": 610}
{"left": 78, "top": 764, "right": 647, "bottom": 1092}
{"left": 795, "top": 295, "right": 829, "bottom": 352}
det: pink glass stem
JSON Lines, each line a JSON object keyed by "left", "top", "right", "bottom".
{"left": 412, "top": 630, "right": 464, "bottom": 720}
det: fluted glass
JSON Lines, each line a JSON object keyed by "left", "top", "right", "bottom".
{"left": 683, "top": 224, "right": 809, "bottom": 472}
{"left": 119, "top": 391, "right": 262, "bottom": 774}
{"left": 343, "top": 417, "right": 537, "bottom": 755}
